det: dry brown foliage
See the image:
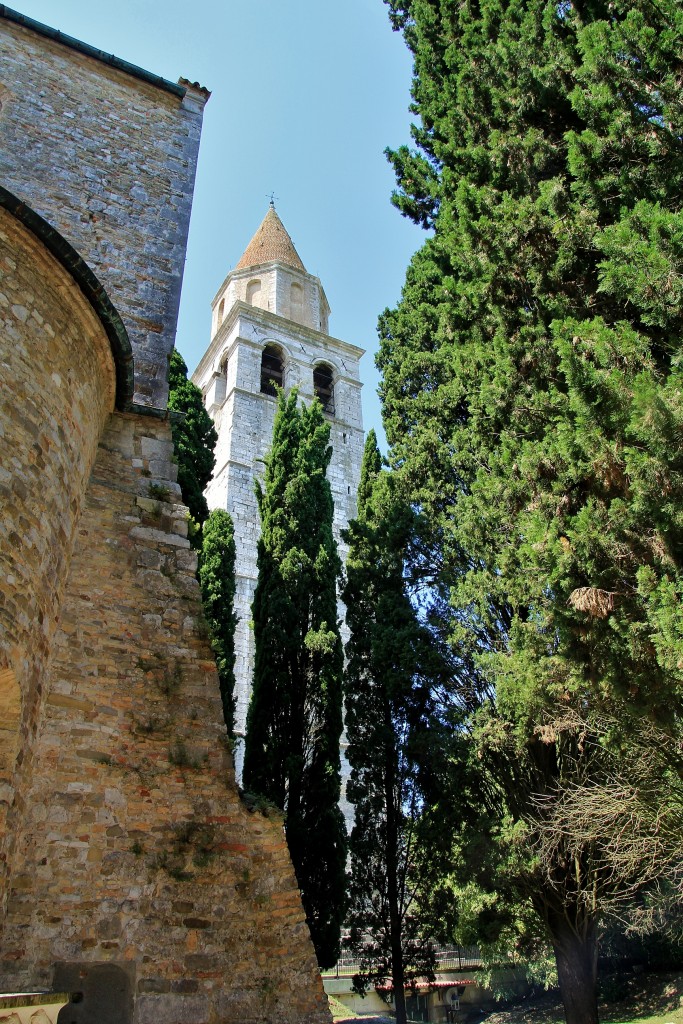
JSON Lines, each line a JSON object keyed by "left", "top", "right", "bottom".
{"left": 568, "top": 587, "right": 616, "bottom": 618}
{"left": 529, "top": 712, "right": 683, "bottom": 928}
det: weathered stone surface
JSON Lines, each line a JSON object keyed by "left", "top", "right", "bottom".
{"left": 0, "top": 15, "right": 208, "bottom": 409}
{"left": 0, "top": 206, "right": 115, "bottom": 909}
{"left": 0, "top": 411, "right": 330, "bottom": 1023}
{"left": 136, "top": 993, "right": 209, "bottom": 1024}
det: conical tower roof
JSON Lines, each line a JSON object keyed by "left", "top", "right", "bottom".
{"left": 235, "top": 204, "right": 306, "bottom": 273}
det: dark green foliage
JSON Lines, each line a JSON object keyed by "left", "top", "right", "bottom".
{"left": 379, "top": 2, "right": 683, "bottom": 1022}
{"left": 243, "top": 389, "right": 347, "bottom": 969}
{"left": 342, "top": 431, "right": 446, "bottom": 1024}
{"left": 167, "top": 349, "right": 217, "bottom": 534}
{"left": 198, "top": 509, "right": 237, "bottom": 735}
{"left": 599, "top": 918, "right": 683, "bottom": 974}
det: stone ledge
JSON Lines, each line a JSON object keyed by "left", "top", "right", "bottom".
{"left": 130, "top": 525, "right": 190, "bottom": 549}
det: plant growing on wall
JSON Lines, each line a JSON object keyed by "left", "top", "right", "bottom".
{"left": 243, "top": 389, "right": 347, "bottom": 969}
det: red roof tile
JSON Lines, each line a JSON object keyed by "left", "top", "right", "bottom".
{"left": 235, "top": 205, "right": 306, "bottom": 273}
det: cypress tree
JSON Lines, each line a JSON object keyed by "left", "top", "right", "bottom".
{"left": 198, "top": 509, "right": 237, "bottom": 736}
{"left": 167, "top": 349, "right": 217, "bottom": 534}
{"left": 378, "top": 2, "right": 683, "bottom": 1021}
{"left": 243, "top": 389, "right": 347, "bottom": 969}
{"left": 342, "top": 431, "right": 443, "bottom": 1024}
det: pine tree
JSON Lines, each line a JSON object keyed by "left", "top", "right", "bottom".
{"left": 198, "top": 509, "right": 237, "bottom": 736}
{"left": 378, "top": 2, "right": 683, "bottom": 1021}
{"left": 167, "top": 349, "right": 217, "bottom": 534}
{"left": 342, "top": 431, "right": 443, "bottom": 1024}
{"left": 243, "top": 389, "right": 347, "bottom": 969}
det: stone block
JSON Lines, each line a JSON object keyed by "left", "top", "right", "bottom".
{"left": 136, "top": 994, "right": 209, "bottom": 1024}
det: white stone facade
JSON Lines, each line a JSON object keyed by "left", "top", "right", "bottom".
{"left": 193, "top": 226, "right": 364, "bottom": 796}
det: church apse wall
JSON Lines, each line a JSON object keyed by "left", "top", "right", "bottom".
{"left": 0, "top": 206, "right": 116, "bottom": 916}
{"left": 1, "top": 411, "right": 329, "bottom": 1024}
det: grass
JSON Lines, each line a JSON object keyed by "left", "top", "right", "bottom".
{"left": 484, "top": 1009, "right": 683, "bottom": 1024}
{"left": 328, "top": 993, "right": 394, "bottom": 1023}
{"left": 616, "top": 1014, "right": 683, "bottom": 1024}
{"left": 329, "top": 995, "right": 354, "bottom": 1019}
{"left": 480, "top": 971, "right": 683, "bottom": 1024}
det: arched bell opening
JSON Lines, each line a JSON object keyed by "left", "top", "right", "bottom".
{"left": 260, "top": 344, "right": 284, "bottom": 397}
{"left": 313, "top": 362, "right": 335, "bottom": 416}
{"left": 290, "top": 281, "right": 304, "bottom": 323}
{"left": 247, "top": 278, "right": 262, "bottom": 308}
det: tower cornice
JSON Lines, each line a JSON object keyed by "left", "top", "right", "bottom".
{"left": 192, "top": 300, "right": 364, "bottom": 386}
{"left": 210, "top": 261, "right": 327, "bottom": 310}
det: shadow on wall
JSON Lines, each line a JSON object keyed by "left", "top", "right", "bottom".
{"left": 54, "top": 963, "right": 134, "bottom": 1024}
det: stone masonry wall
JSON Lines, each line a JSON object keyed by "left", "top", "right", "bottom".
{"left": 0, "top": 12, "right": 208, "bottom": 409}
{"left": 0, "top": 411, "right": 331, "bottom": 1024}
{"left": 0, "top": 206, "right": 116, "bottom": 916}
{"left": 213, "top": 266, "right": 330, "bottom": 335}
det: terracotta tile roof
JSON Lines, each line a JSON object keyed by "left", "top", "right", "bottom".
{"left": 235, "top": 204, "right": 306, "bottom": 273}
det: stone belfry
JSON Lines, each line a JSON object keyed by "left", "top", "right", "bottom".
{"left": 193, "top": 203, "right": 364, "bottom": 766}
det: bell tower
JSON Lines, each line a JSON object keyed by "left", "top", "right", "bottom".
{"left": 192, "top": 204, "right": 364, "bottom": 768}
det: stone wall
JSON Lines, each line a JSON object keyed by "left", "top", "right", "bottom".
{"left": 213, "top": 265, "right": 330, "bottom": 335}
{"left": 0, "top": 206, "right": 116, "bottom": 914}
{"left": 0, "top": 411, "right": 330, "bottom": 1024}
{"left": 0, "top": 10, "right": 208, "bottom": 409}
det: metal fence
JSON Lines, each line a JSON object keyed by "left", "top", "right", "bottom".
{"left": 322, "top": 947, "right": 482, "bottom": 979}
{"left": 433, "top": 947, "right": 481, "bottom": 971}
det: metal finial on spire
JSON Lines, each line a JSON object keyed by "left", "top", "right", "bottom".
{"left": 267, "top": 192, "right": 278, "bottom": 208}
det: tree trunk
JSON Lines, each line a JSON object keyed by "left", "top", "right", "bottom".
{"left": 393, "top": 981, "right": 407, "bottom": 1024}
{"left": 550, "top": 917, "right": 599, "bottom": 1024}
{"left": 384, "top": 698, "right": 407, "bottom": 1024}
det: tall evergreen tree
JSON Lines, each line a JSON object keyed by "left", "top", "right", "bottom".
{"left": 378, "top": 2, "right": 683, "bottom": 1022}
{"left": 198, "top": 509, "right": 237, "bottom": 736}
{"left": 342, "top": 431, "right": 443, "bottom": 1024}
{"left": 167, "top": 349, "right": 217, "bottom": 534}
{"left": 243, "top": 389, "right": 347, "bottom": 969}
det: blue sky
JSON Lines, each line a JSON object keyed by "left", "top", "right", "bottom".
{"left": 14, "top": 0, "right": 426, "bottom": 447}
